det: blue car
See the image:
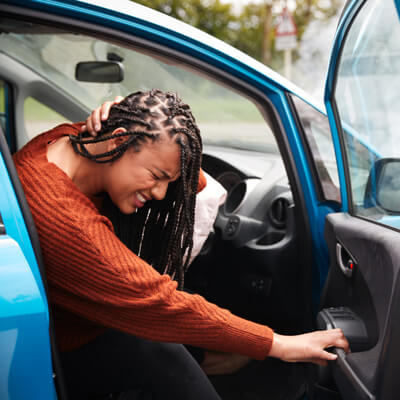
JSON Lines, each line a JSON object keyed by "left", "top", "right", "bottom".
{"left": 1, "top": 0, "right": 399, "bottom": 399}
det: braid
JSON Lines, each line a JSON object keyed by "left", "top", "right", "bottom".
{"left": 71, "top": 89, "right": 202, "bottom": 289}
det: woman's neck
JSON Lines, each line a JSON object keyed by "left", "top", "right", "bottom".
{"left": 46, "top": 137, "right": 105, "bottom": 196}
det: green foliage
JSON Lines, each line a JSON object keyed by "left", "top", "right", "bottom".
{"left": 134, "top": 0, "right": 237, "bottom": 43}
{"left": 232, "top": 3, "right": 265, "bottom": 61}
{"left": 132, "top": 0, "right": 343, "bottom": 70}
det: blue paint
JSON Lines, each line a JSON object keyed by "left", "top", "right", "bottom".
{"left": 0, "top": 237, "right": 44, "bottom": 318}
{"left": 0, "top": 237, "right": 56, "bottom": 399}
{"left": 0, "top": 149, "right": 48, "bottom": 306}
{"left": 0, "top": 151, "right": 55, "bottom": 398}
{"left": 395, "top": 0, "right": 400, "bottom": 21}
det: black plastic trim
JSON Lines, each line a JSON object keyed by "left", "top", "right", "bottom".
{"left": 5, "top": 79, "right": 16, "bottom": 153}
{"left": 0, "top": 130, "right": 69, "bottom": 397}
{"left": 0, "top": 214, "right": 5, "bottom": 234}
{"left": 332, "top": 349, "right": 375, "bottom": 400}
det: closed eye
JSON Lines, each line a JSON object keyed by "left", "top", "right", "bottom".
{"left": 151, "top": 171, "right": 161, "bottom": 180}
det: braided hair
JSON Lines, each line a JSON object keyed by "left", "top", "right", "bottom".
{"left": 69, "top": 89, "right": 202, "bottom": 289}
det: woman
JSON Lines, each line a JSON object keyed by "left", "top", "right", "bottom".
{"left": 14, "top": 90, "right": 348, "bottom": 399}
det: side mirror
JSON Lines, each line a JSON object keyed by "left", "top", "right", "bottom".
{"left": 364, "top": 158, "right": 400, "bottom": 213}
{"left": 75, "top": 61, "right": 124, "bottom": 83}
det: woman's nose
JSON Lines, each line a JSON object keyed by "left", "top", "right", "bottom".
{"left": 151, "top": 180, "right": 168, "bottom": 201}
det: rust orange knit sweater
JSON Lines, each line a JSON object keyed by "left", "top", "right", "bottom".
{"left": 14, "top": 123, "right": 273, "bottom": 359}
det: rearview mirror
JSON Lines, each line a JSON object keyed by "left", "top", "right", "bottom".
{"left": 75, "top": 61, "right": 124, "bottom": 83}
{"left": 364, "top": 158, "right": 400, "bottom": 213}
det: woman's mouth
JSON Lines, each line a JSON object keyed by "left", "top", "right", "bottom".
{"left": 134, "top": 192, "right": 147, "bottom": 208}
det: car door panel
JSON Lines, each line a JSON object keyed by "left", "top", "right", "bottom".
{"left": 320, "top": 0, "right": 400, "bottom": 397}
{"left": 320, "top": 213, "right": 400, "bottom": 399}
{"left": 0, "top": 157, "right": 57, "bottom": 398}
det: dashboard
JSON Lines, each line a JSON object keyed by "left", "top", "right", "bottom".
{"left": 202, "top": 145, "right": 294, "bottom": 251}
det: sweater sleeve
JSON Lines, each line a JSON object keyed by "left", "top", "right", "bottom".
{"left": 197, "top": 168, "right": 207, "bottom": 193}
{"left": 44, "top": 197, "right": 273, "bottom": 360}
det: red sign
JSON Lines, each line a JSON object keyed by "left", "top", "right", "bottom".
{"left": 275, "top": 7, "right": 297, "bottom": 50}
{"left": 276, "top": 7, "right": 298, "bottom": 37}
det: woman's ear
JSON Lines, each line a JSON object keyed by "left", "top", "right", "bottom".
{"left": 106, "top": 127, "right": 128, "bottom": 152}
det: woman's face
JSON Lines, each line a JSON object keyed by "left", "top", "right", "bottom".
{"left": 104, "top": 136, "right": 181, "bottom": 214}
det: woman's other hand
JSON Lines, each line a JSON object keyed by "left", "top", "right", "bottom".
{"left": 269, "top": 328, "right": 350, "bottom": 366}
{"left": 81, "top": 96, "right": 124, "bottom": 136}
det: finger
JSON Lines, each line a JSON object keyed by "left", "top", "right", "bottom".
{"left": 320, "top": 350, "right": 338, "bottom": 362}
{"left": 100, "top": 96, "right": 124, "bottom": 121}
{"left": 100, "top": 101, "right": 114, "bottom": 121}
{"left": 91, "top": 107, "right": 102, "bottom": 132}
{"left": 80, "top": 124, "right": 86, "bottom": 132}
{"left": 86, "top": 115, "right": 95, "bottom": 136}
{"left": 327, "top": 329, "right": 350, "bottom": 353}
{"left": 335, "top": 337, "right": 350, "bottom": 354}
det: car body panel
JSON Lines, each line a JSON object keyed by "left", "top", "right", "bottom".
{"left": 0, "top": 148, "right": 56, "bottom": 399}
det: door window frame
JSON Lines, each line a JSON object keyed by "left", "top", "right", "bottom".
{"left": 327, "top": 0, "right": 400, "bottom": 232}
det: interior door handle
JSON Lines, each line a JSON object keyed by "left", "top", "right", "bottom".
{"left": 336, "top": 243, "right": 354, "bottom": 278}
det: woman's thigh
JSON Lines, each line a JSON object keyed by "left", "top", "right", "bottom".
{"left": 60, "top": 330, "right": 221, "bottom": 400}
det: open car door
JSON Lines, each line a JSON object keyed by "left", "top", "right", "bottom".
{"left": 319, "top": 0, "right": 400, "bottom": 398}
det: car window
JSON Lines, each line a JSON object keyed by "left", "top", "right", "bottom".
{"left": 334, "top": 0, "right": 400, "bottom": 229}
{"left": 0, "top": 80, "right": 5, "bottom": 133}
{"left": 0, "top": 22, "right": 279, "bottom": 155}
{"left": 291, "top": 95, "right": 340, "bottom": 203}
{"left": 24, "top": 97, "right": 70, "bottom": 141}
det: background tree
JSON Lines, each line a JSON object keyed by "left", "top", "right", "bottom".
{"left": 132, "top": 0, "right": 343, "bottom": 73}
{"left": 133, "top": 0, "right": 237, "bottom": 44}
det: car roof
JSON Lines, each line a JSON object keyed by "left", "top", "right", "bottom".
{"left": 75, "top": 0, "right": 324, "bottom": 112}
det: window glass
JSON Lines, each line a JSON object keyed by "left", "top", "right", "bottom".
{"left": 291, "top": 95, "right": 340, "bottom": 203}
{"left": 334, "top": 0, "right": 400, "bottom": 229}
{"left": 24, "top": 97, "right": 70, "bottom": 141}
{"left": 0, "top": 80, "right": 7, "bottom": 135}
{"left": 0, "top": 24, "right": 278, "bottom": 154}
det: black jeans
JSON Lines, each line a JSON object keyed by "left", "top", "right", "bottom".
{"left": 60, "top": 330, "right": 221, "bottom": 400}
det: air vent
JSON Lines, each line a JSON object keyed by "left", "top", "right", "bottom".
{"left": 269, "top": 198, "right": 288, "bottom": 228}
